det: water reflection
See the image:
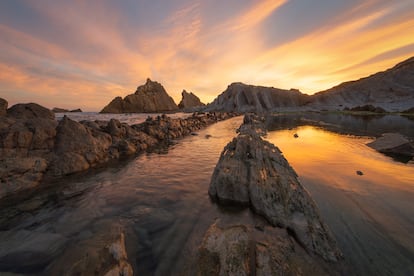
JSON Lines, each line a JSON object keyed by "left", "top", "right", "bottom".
{"left": 0, "top": 113, "right": 413, "bottom": 275}
{"left": 266, "top": 121, "right": 414, "bottom": 275}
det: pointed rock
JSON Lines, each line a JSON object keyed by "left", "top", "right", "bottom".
{"left": 101, "top": 79, "right": 178, "bottom": 113}
{"left": 178, "top": 90, "right": 205, "bottom": 109}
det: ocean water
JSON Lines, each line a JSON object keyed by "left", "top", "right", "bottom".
{"left": 0, "top": 113, "right": 413, "bottom": 275}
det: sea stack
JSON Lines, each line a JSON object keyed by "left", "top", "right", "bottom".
{"left": 0, "top": 98, "right": 7, "bottom": 116}
{"left": 178, "top": 90, "right": 205, "bottom": 109}
{"left": 101, "top": 78, "right": 178, "bottom": 113}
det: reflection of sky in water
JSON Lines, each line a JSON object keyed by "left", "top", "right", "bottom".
{"left": 266, "top": 126, "right": 414, "bottom": 275}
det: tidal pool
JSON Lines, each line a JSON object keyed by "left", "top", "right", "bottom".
{"left": 0, "top": 113, "right": 413, "bottom": 275}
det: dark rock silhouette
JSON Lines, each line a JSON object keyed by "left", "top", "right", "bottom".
{"left": 101, "top": 78, "right": 178, "bottom": 113}
{"left": 343, "top": 105, "right": 386, "bottom": 113}
{"left": 7, "top": 103, "right": 55, "bottom": 120}
{"left": 52, "top": 108, "right": 83, "bottom": 113}
{"left": 178, "top": 90, "right": 205, "bottom": 109}
{"left": 0, "top": 98, "right": 7, "bottom": 116}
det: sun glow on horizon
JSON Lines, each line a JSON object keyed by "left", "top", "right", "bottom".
{"left": 0, "top": 1, "right": 413, "bottom": 111}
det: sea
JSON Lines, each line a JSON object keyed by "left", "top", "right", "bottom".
{"left": 0, "top": 112, "right": 413, "bottom": 275}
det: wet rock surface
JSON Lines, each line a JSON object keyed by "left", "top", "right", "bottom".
{"left": 0, "top": 101, "right": 236, "bottom": 199}
{"left": 197, "top": 220, "right": 339, "bottom": 276}
{"left": 205, "top": 114, "right": 343, "bottom": 274}
{"left": 367, "top": 132, "right": 414, "bottom": 161}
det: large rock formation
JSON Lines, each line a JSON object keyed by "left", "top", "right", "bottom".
{"left": 209, "top": 115, "right": 342, "bottom": 262}
{"left": 367, "top": 133, "right": 414, "bottom": 161}
{"left": 178, "top": 90, "right": 205, "bottom": 109}
{"left": 309, "top": 56, "right": 414, "bottom": 111}
{"left": 0, "top": 101, "right": 236, "bottom": 199}
{"left": 0, "top": 98, "right": 7, "bottom": 116}
{"left": 206, "top": 82, "right": 309, "bottom": 113}
{"left": 101, "top": 78, "right": 178, "bottom": 113}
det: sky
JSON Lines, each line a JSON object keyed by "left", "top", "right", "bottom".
{"left": 0, "top": 0, "right": 414, "bottom": 111}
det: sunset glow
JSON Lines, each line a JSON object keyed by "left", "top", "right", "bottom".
{"left": 1, "top": 0, "right": 414, "bottom": 110}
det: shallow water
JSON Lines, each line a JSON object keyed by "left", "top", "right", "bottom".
{"left": 0, "top": 113, "right": 413, "bottom": 275}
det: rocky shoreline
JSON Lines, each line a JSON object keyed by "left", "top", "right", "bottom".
{"left": 0, "top": 99, "right": 237, "bottom": 199}
{"left": 195, "top": 114, "right": 346, "bottom": 275}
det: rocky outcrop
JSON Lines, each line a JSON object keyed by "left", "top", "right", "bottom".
{"left": 52, "top": 108, "right": 83, "bottom": 113}
{"left": 197, "top": 221, "right": 340, "bottom": 275}
{"left": 367, "top": 133, "right": 414, "bottom": 161}
{"left": 206, "top": 82, "right": 309, "bottom": 113}
{"left": 45, "top": 221, "right": 133, "bottom": 276}
{"left": 0, "top": 98, "right": 7, "bottom": 116}
{"left": 101, "top": 78, "right": 178, "bottom": 113}
{"left": 208, "top": 114, "right": 342, "bottom": 262}
{"left": 0, "top": 101, "right": 236, "bottom": 199}
{"left": 178, "top": 90, "right": 205, "bottom": 110}
{"left": 310, "top": 56, "right": 414, "bottom": 111}
{"left": 7, "top": 103, "right": 55, "bottom": 120}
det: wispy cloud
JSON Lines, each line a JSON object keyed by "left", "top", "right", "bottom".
{"left": 0, "top": 0, "right": 413, "bottom": 110}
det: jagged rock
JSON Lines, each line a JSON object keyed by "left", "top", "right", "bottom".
{"left": 45, "top": 221, "right": 133, "bottom": 276}
{"left": 7, "top": 103, "right": 55, "bottom": 120}
{"left": 178, "top": 90, "right": 205, "bottom": 109}
{"left": 101, "top": 78, "right": 178, "bottom": 113}
{"left": 197, "top": 221, "right": 336, "bottom": 276}
{"left": 367, "top": 133, "right": 414, "bottom": 159}
{"left": 206, "top": 82, "right": 309, "bottom": 113}
{"left": 0, "top": 98, "right": 7, "bottom": 116}
{"left": 209, "top": 115, "right": 341, "bottom": 261}
{"left": 50, "top": 116, "right": 112, "bottom": 176}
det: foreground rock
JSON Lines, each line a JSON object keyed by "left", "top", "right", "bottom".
{"left": 0, "top": 100, "right": 236, "bottom": 199}
{"left": 0, "top": 98, "right": 7, "bottom": 116}
{"left": 101, "top": 78, "right": 178, "bottom": 113}
{"left": 208, "top": 114, "right": 342, "bottom": 262}
{"left": 178, "top": 90, "right": 205, "bottom": 110}
{"left": 367, "top": 133, "right": 414, "bottom": 160}
{"left": 197, "top": 220, "right": 342, "bottom": 275}
{"left": 45, "top": 221, "right": 133, "bottom": 276}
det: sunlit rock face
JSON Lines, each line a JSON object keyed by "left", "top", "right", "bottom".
{"left": 178, "top": 90, "right": 205, "bottom": 109}
{"left": 209, "top": 114, "right": 342, "bottom": 262}
{"left": 101, "top": 78, "right": 178, "bottom": 113}
{"left": 309, "top": 56, "right": 414, "bottom": 111}
{"left": 206, "top": 82, "right": 309, "bottom": 113}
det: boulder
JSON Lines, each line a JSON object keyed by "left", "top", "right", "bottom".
{"left": 0, "top": 98, "right": 7, "bottom": 116}
{"left": 197, "top": 221, "right": 335, "bottom": 275}
{"left": 367, "top": 133, "right": 414, "bottom": 159}
{"left": 45, "top": 221, "right": 133, "bottom": 276}
{"left": 209, "top": 114, "right": 341, "bottom": 261}
{"left": 101, "top": 78, "right": 178, "bottom": 113}
{"left": 50, "top": 116, "right": 112, "bottom": 175}
{"left": 178, "top": 90, "right": 205, "bottom": 109}
{"left": 7, "top": 103, "right": 55, "bottom": 120}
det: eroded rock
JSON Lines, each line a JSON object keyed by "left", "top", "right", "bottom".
{"left": 209, "top": 114, "right": 342, "bottom": 261}
{"left": 367, "top": 133, "right": 414, "bottom": 160}
{"left": 178, "top": 90, "right": 205, "bottom": 110}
